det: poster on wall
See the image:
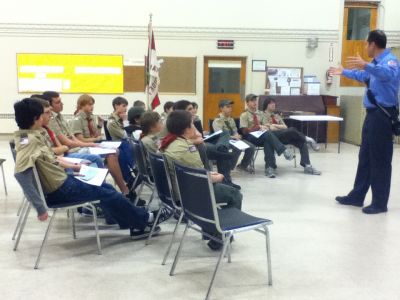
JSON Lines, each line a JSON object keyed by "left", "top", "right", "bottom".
{"left": 267, "top": 67, "right": 303, "bottom": 96}
{"left": 17, "top": 53, "right": 124, "bottom": 94}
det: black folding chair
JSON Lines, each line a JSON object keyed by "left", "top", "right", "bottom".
{"left": 129, "top": 139, "right": 155, "bottom": 207}
{"left": 14, "top": 165, "right": 102, "bottom": 269}
{"left": 170, "top": 161, "right": 273, "bottom": 300}
{"left": 103, "top": 120, "right": 112, "bottom": 141}
{"left": 145, "top": 152, "right": 179, "bottom": 246}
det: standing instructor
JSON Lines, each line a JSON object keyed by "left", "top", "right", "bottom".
{"left": 329, "top": 29, "right": 400, "bottom": 214}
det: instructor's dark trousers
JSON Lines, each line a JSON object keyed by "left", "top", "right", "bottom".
{"left": 347, "top": 108, "right": 394, "bottom": 209}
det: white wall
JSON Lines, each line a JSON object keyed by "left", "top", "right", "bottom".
{"left": 0, "top": 0, "right": 399, "bottom": 133}
{"left": 1, "top": 0, "right": 341, "bottom": 29}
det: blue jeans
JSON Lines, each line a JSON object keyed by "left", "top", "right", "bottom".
{"left": 46, "top": 176, "right": 149, "bottom": 230}
{"left": 66, "top": 152, "right": 104, "bottom": 168}
{"left": 117, "top": 140, "right": 135, "bottom": 184}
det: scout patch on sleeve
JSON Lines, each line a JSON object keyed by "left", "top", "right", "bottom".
{"left": 388, "top": 60, "right": 398, "bottom": 67}
{"left": 188, "top": 145, "right": 197, "bottom": 153}
{"left": 20, "top": 133, "right": 29, "bottom": 145}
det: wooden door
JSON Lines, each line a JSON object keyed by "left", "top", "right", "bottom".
{"left": 341, "top": 2, "right": 377, "bottom": 87}
{"left": 203, "top": 57, "right": 246, "bottom": 130}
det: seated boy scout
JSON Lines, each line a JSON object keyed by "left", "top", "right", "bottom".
{"left": 240, "top": 93, "right": 294, "bottom": 178}
{"left": 212, "top": 99, "right": 255, "bottom": 173}
{"left": 263, "top": 97, "right": 321, "bottom": 175}
{"left": 107, "top": 97, "right": 129, "bottom": 140}
{"left": 140, "top": 111, "right": 163, "bottom": 154}
{"left": 69, "top": 94, "right": 135, "bottom": 189}
{"left": 70, "top": 94, "right": 103, "bottom": 143}
{"left": 13, "top": 98, "right": 172, "bottom": 238}
{"left": 43, "top": 91, "right": 134, "bottom": 196}
{"left": 160, "top": 110, "right": 243, "bottom": 251}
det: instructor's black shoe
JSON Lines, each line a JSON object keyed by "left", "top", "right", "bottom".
{"left": 335, "top": 196, "right": 363, "bottom": 207}
{"left": 362, "top": 205, "right": 387, "bottom": 214}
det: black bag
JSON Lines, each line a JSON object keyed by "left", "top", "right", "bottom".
{"left": 366, "top": 89, "right": 400, "bottom": 136}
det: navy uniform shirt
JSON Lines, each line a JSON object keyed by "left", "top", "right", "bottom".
{"left": 342, "top": 49, "right": 400, "bottom": 109}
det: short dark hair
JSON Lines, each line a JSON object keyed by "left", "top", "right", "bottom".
{"left": 141, "top": 111, "right": 161, "bottom": 135}
{"left": 173, "top": 100, "right": 192, "bottom": 111}
{"left": 133, "top": 100, "right": 146, "bottom": 108}
{"left": 191, "top": 102, "right": 198, "bottom": 109}
{"left": 163, "top": 101, "right": 174, "bottom": 112}
{"left": 262, "top": 97, "right": 276, "bottom": 111}
{"left": 112, "top": 97, "right": 128, "bottom": 109}
{"left": 166, "top": 110, "right": 192, "bottom": 135}
{"left": 367, "top": 30, "right": 386, "bottom": 49}
{"left": 128, "top": 106, "right": 145, "bottom": 125}
{"left": 42, "top": 91, "right": 60, "bottom": 105}
{"left": 14, "top": 98, "right": 44, "bottom": 129}
{"left": 30, "top": 94, "right": 46, "bottom": 100}
{"left": 36, "top": 98, "right": 50, "bottom": 108}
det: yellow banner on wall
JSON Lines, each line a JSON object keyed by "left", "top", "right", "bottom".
{"left": 17, "top": 53, "right": 123, "bottom": 94}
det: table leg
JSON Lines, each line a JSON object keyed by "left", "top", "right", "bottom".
{"left": 338, "top": 121, "right": 341, "bottom": 153}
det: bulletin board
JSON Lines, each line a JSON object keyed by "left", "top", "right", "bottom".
{"left": 158, "top": 57, "right": 196, "bottom": 93}
{"left": 267, "top": 67, "right": 303, "bottom": 96}
{"left": 17, "top": 53, "right": 124, "bottom": 94}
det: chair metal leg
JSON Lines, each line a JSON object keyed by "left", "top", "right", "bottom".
{"left": 34, "top": 209, "right": 58, "bottom": 269}
{"left": 162, "top": 211, "right": 183, "bottom": 265}
{"left": 12, "top": 199, "right": 29, "bottom": 241}
{"left": 145, "top": 188, "right": 156, "bottom": 212}
{"left": 71, "top": 209, "right": 77, "bottom": 239}
{"left": 264, "top": 225, "right": 273, "bottom": 286}
{"left": 16, "top": 196, "right": 26, "bottom": 217}
{"left": 134, "top": 183, "right": 145, "bottom": 205}
{"left": 169, "top": 222, "right": 189, "bottom": 276}
{"left": 225, "top": 233, "right": 232, "bottom": 263}
{"left": 146, "top": 204, "right": 162, "bottom": 245}
{"left": 89, "top": 203, "right": 102, "bottom": 255}
{"left": 1, "top": 163, "right": 7, "bottom": 196}
{"left": 13, "top": 203, "right": 31, "bottom": 250}
{"left": 205, "top": 232, "right": 232, "bottom": 300}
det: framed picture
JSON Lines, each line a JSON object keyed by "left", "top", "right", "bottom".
{"left": 252, "top": 60, "right": 267, "bottom": 72}
{"left": 266, "top": 66, "right": 303, "bottom": 95}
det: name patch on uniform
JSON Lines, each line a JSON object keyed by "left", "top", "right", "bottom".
{"left": 188, "top": 145, "right": 197, "bottom": 152}
{"left": 388, "top": 60, "right": 398, "bottom": 67}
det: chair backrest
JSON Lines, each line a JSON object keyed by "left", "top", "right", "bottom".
{"left": 130, "top": 139, "right": 151, "bottom": 179}
{"left": 103, "top": 120, "right": 112, "bottom": 141}
{"left": 9, "top": 140, "right": 17, "bottom": 162}
{"left": 208, "top": 119, "right": 215, "bottom": 134}
{"left": 147, "top": 152, "right": 175, "bottom": 208}
{"left": 172, "top": 160, "right": 222, "bottom": 234}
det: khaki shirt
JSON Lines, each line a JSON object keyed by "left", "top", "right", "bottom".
{"left": 107, "top": 112, "right": 127, "bottom": 140}
{"left": 264, "top": 111, "right": 286, "bottom": 126}
{"left": 239, "top": 109, "right": 267, "bottom": 129}
{"left": 49, "top": 111, "right": 73, "bottom": 138}
{"left": 163, "top": 137, "right": 204, "bottom": 169}
{"left": 212, "top": 113, "right": 238, "bottom": 135}
{"left": 70, "top": 111, "right": 101, "bottom": 138}
{"left": 141, "top": 134, "right": 160, "bottom": 154}
{"left": 14, "top": 129, "right": 67, "bottom": 194}
{"left": 41, "top": 128, "right": 55, "bottom": 149}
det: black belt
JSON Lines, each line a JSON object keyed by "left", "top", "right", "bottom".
{"left": 366, "top": 106, "right": 397, "bottom": 113}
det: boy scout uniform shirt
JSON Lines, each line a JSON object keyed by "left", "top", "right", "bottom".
{"left": 70, "top": 111, "right": 100, "bottom": 138}
{"left": 14, "top": 129, "right": 68, "bottom": 194}
{"left": 264, "top": 111, "right": 286, "bottom": 126}
{"left": 107, "top": 112, "right": 127, "bottom": 140}
{"left": 48, "top": 111, "right": 80, "bottom": 153}
{"left": 163, "top": 137, "right": 204, "bottom": 169}
{"left": 239, "top": 109, "right": 267, "bottom": 129}
{"left": 141, "top": 134, "right": 160, "bottom": 154}
{"left": 212, "top": 113, "right": 238, "bottom": 135}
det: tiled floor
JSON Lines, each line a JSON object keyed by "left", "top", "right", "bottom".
{"left": 1, "top": 137, "right": 400, "bottom": 300}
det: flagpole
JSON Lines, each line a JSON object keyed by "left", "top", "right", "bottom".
{"left": 146, "top": 13, "right": 152, "bottom": 110}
